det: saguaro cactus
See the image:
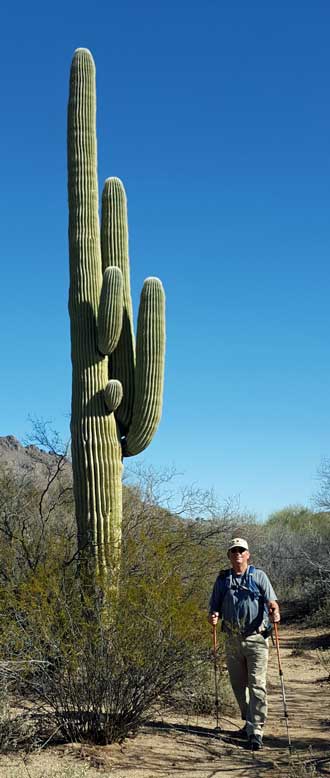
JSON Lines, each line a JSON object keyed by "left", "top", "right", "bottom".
{"left": 67, "top": 48, "right": 165, "bottom": 582}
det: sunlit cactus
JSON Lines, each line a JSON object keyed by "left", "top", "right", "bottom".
{"left": 67, "top": 48, "right": 165, "bottom": 584}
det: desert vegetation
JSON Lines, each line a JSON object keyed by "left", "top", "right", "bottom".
{"left": 0, "top": 432, "right": 329, "bottom": 762}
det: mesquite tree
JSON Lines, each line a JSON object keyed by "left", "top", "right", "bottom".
{"left": 67, "top": 49, "right": 165, "bottom": 585}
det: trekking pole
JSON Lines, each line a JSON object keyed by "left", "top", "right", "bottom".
{"left": 274, "top": 622, "right": 291, "bottom": 750}
{"left": 212, "top": 622, "right": 220, "bottom": 730}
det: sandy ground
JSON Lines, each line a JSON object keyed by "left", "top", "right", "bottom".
{"left": 0, "top": 625, "right": 329, "bottom": 777}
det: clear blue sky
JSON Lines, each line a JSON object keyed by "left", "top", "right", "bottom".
{"left": 1, "top": 0, "right": 330, "bottom": 519}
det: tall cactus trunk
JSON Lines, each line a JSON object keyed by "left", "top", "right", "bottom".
{"left": 67, "top": 49, "right": 165, "bottom": 589}
{"left": 68, "top": 50, "right": 122, "bottom": 583}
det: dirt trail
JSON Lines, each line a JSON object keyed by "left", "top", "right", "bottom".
{"left": 0, "top": 625, "right": 329, "bottom": 777}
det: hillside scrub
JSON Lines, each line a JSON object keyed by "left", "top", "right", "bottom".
{"left": 0, "top": 456, "right": 241, "bottom": 746}
{"left": 0, "top": 462, "right": 75, "bottom": 585}
{"left": 245, "top": 506, "right": 330, "bottom": 624}
{"left": 1, "top": 442, "right": 329, "bottom": 749}
{"left": 0, "top": 569, "right": 207, "bottom": 744}
{"left": 0, "top": 534, "right": 229, "bottom": 746}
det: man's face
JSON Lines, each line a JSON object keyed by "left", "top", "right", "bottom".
{"left": 229, "top": 546, "right": 250, "bottom": 572}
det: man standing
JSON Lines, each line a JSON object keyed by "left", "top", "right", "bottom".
{"left": 208, "top": 537, "right": 280, "bottom": 751}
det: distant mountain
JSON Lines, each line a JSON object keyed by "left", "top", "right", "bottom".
{"left": 0, "top": 435, "right": 72, "bottom": 484}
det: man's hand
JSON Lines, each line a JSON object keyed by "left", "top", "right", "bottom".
{"left": 268, "top": 601, "right": 280, "bottom": 623}
{"left": 208, "top": 612, "right": 219, "bottom": 626}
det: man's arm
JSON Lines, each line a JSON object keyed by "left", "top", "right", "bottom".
{"left": 207, "top": 574, "right": 225, "bottom": 625}
{"left": 257, "top": 570, "right": 280, "bottom": 623}
{"left": 268, "top": 600, "right": 280, "bottom": 622}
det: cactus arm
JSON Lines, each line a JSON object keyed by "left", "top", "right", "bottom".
{"left": 97, "top": 267, "right": 123, "bottom": 355}
{"left": 124, "top": 277, "right": 165, "bottom": 456}
{"left": 104, "top": 379, "right": 123, "bottom": 412}
{"left": 101, "top": 178, "right": 135, "bottom": 433}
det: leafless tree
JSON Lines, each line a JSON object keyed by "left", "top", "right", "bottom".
{"left": 313, "top": 457, "right": 330, "bottom": 514}
{"left": 0, "top": 421, "right": 75, "bottom": 580}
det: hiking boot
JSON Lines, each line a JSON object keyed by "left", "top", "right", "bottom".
{"left": 249, "top": 734, "right": 262, "bottom": 751}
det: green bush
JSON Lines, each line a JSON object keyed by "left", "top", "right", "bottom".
{"left": 0, "top": 523, "right": 225, "bottom": 746}
{"left": 0, "top": 452, "right": 238, "bottom": 746}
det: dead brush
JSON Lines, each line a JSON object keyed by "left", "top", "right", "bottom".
{"left": 0, "top": 680, "right": 42, "bottom": 755}
{"left": 316, "top": 648, "right": 330, "bottom": 681}
{"left": 288, "top": 756, "right": 317, "bottom": 777}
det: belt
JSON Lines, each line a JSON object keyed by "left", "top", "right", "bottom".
{"left": 243, "top": 624, "right": 272, "bottom": 639}
{"left": 224, "top": 624, "right": 272, "bottom": 639}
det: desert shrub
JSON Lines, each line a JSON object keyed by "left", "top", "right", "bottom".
{"left": 249, "top": 506, "right": 330, "bottom": 622}
{"left": 309, "top": 599, "right": 330, "bottom": 629}
{"left": 316, "top": 646, "right": 330, "bottom": 681}
{"left": 0, "top": 530, "right": 225, "bottom": 746}
{"left": 0, "top": 459, "right": 75, "bottom": 585}
{"left": 288, "top": 758, "right": 318, "bottom": 777}
{"left": 118, "top": 512, "right": 234, "bottom": 719}
{"left": 168, "top": 651, "right": 233, "bottom": 717}
{"left": 0, "top": 448, "right": 243, "bottom": 746}
{"left": 0, "top": 675, "right": 42, "bottom": 752}
{"left": 0, "top": 712, "right": 41, "bottom": 753}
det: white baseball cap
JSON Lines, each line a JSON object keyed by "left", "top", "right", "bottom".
{"left": 227, "top": 537, "right": 249, "bottom": 554}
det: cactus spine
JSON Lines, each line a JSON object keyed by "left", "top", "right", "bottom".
{"left": 68, "top": 49, "right": 165, "bottom": 582}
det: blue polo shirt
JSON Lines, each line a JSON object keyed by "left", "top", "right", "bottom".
{"left": 209, "top": 565, "right": 277, "bottom": 636}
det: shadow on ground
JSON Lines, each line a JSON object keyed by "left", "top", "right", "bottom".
{"left": 145, "top": 719, "right": 330, "bottom": 754}
{"left": 280, "top": 631, "right": 330, "bottom": 651}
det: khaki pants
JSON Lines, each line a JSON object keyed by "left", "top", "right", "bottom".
{"left": 225, "top": 632, "right": 269, "bottom": 737}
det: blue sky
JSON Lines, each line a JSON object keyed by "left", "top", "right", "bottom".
{"left": 1, "top": 1, "right": 330, "bottom": 519}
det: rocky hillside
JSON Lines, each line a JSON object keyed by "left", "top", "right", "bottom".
{"left": 0, "top": 435, "right": 72, "bottom": 484}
